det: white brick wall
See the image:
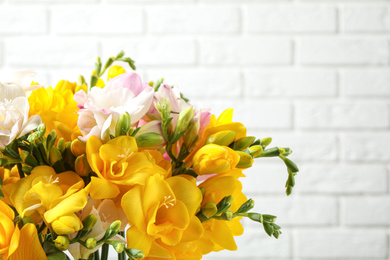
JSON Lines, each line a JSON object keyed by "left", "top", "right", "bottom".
{"left": 1, "top": 0, "right": 389, "bottom": 259}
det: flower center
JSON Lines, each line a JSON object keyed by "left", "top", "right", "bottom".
{"left": 161, "top": 195, "right": 175, "bottom": 209}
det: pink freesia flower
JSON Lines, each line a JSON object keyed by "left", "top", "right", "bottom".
{"left": 74, "top": 73, "right": 154, "bottom": 142}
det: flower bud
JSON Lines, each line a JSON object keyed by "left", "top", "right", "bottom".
{"left": 107, "top": 65, "right": 126, "bottom": 81}
{"left": 233, "top": 136, "right": 256, "bottom": 151}
{"left": 71, "top": 139, "right": 86, "bottom": 157}
{"left": 155, "top": 98, "right": 171, "bottom": 120}
{"left": 111, "top": 241, "right": 125, "bottom": 253}
{"left": 235, "top": 151, "right": 254, "bottom": 169}
{"left": 103, "top": 220, "right": 121, "bottom": 240}
{"left": 82, "top": 215, "right": 98, "bottom": 230}
{"left": 85, "top": 237, "right": 97, "bottom": 249}
{"left": 216, "top": 195, "right": 233, "bottom": 214}
{"left": 183, "top": 118, "right": 200, "bottom": 150}
{"left": 201, "top": 202, "right": 218, "bottom": 218}
{"left": 115, "top": 112, "right": 131, "bottom": 137}
{"left": 124, "top": 248, "right": 144, "bottom": 259}
{"left": 236, "top": 199, "right": 255, "bottom": 214}
{"left": 176, "top": 106, "right": 195, "bottom": 133}
{"left": 49, "top": 147, "right": 63, "bottom": 165}
{"left": 221, "top": 210, "right": 234, "bottom": 221}
{"left": 75, "top": 84, "right": 88, "bottom": 93}
{"left": 51, "top": 214, "right": 83, "bottom": 235}
{"left": 261, "top": 137, "right": 272, "bottom": 147}
{"left": 248, "top": 145, "right": 263, "bottom": 158}
{"left": 248, "top": 213, "right": 263, "bottom": 223}
{"left": 135, "top": 133, "right": 163, "bottom": 149}
{"left": 20, "top": 150, "right": 38, "bottom": 167}
{"left": 205, "top": 130, "right": 236, "bottom": 146}
{"left": 54, "top": 236, "right": 69, "bottom": 251}
{"left": 75, "top": 154, "right": 91, "bottom": 177}
{"left": 56, "top": 137, "right": 66, "bottom": 153}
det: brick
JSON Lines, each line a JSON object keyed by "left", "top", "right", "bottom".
{"left": 297, "top": 229, "right": 387, "bottom": 258}
{"left": 146, "top": 69, "right": 241, "bottom": 98}
{"left": 248, "top": 196, "right": 338, "bottom": 226}
{"left": 51, "top": 7, "right": 143, "bottom": 34}
{"left": 0, "top": 7, "right": 47, "bottom": 34}
{"left": 192, "top": 100, "right": 292, "bottom": 129}
{"left": 343, "top": 196, "right": 390, "bottom": 226}
{"left": 341, "top": 69, "right": 390, "bottom": 97}
{"left": 200, "top": 38, "right": 292, "bottom": 65}
{"left": 5, "top": 38, "right": 99, "bottom": 67}
{"left": 244, "top": 69, "right": 337, "bottom": 97}
{"left": 341, "top": 133, "right": 390, "bottom": 162}
{"left": 147, "top": 7, "right": 240, "bottom": 34}
{"left": 203, "top": 230, "right": 291, "bottom": 259}
{"left": 298, "top": 38, "right": 389, "bottom": 65}
{"left": 102, "top": 39, "right": 196, "bottom": 66}
{"left": 295, "top": 101, "right": 390, "bottom": 129}
{"left": 298, "top": 164, "right": 387, "bottom": 194}
{"left": 248, "top": 132, "right": 338, "bottom": 162}
{"left": 341, "top": 5, "right": 390, "bottom": 32}
{"left": 245, "top": 5, "right": 336, "bottom": 32}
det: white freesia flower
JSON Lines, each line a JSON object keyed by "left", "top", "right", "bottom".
{"left": 0, "top": 97, "right": 42, "bottom": 148}
{"left": 0, "top": 70, "right": 43, "bottom": 101}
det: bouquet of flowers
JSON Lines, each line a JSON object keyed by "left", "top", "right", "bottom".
{"left": 0, "top": 51, "right": 299, "bottom": 260}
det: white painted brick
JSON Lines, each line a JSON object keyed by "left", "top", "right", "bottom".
{"left": 245, "top": 5, "right": 336, "bottom": 33}
{"left": 147, "top": 7, "right": 240, "bottom": 34}
{"left": 298, "top": 38, "right": 389, "bottom": 65}
{"left": 342, "top": 133, "right": 390, "bottom": 162}
{"left": 298, "top": 164, "right": 387, "bottom": 194}
{"left": 341, "top": 69, "right": 390, "bottom": 97}
{"left": 102, "top": 38, "right": 196, "bottom": 66}
{"left": 244, "top": 69, "right": 337, "bottom": 97}
{"left": 200, "top": 38, "right": 292, "bottom": 65}
{"left": 297, "top": 229, "right": 387, "bottom": 258}
{"left": 51, "top": 7, "right": 143, "bottom": 34}
{"left": 5, "top": 38, "right": 99, "bottom": 67}
{"left": 0, "top": 7, "right": 47, "bottom": 34}
{"left": 248, "top": 196, "right": 338, "bottom": 226}
{"left": 192, "top": 100, "right": 292, "bottom": 129}
{"left": 203, "top": 230, "right": 291, "bottom": 259}
{"left": 343, "top": 196, "right": 390, "bottom": 225}
{"left": 248, "top": 132, "right": 338, "bottom": 162}
{"left": 341, "top": 5, "right": 390, "bottom": 32}
{"left": 296, "top": 101, "right": 390, "bottom": 129}
{"left": 146, "top": 69, "right": 241, "bottom": 98}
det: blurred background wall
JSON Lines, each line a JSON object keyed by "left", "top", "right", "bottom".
{"left": 1, "top": 0, "right": 390, "bottom": 259}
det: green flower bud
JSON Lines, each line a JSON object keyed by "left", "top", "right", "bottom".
{"left": 201, "top": 202, "right": 218, "bottom": 218}
{"left": 49, "top": 146, "right": 62, "bottom": 165}
{"left": 261, "top": 137, "right": 272, "bottom": 147}
{"left": 248, "top": 213, "right": 263, "bottom": 223}
{"left": 221, "top": 210, "right": 234, "bottom": 221}
{"left": 20, "top": 150, "right": 38, "bottom": 167}
{"left": 54, "top": 236, "right": 69, "bottom": 251}
{"left": 206, "top": 130, "right": 236, "bottom": 146}
{"left": 233, "top": 136, "right": 256, "bottom": 150}
{"left": 155, "top": 98, "right": 171, "bottom": 120}
{"left": 257, "top": 147, "right": 280, "bottom": 158}
{"left": 56, "top": 137, "right": 66, "bottom": 153}
{"left": 82, "top": 215, "right": 98, "bottom": 230}
{"left": 235, "top": 151, "right": 254, "bottom": 168}
{"left": 183, "top": 118, "right": 200, "bottom": 150}
{"left": 103, "top": 220, "right": 121, "bottom": 240}
{"left": 216, "top": 195, "right": 233, "bottom": 214}
{"left": 85, "top": 237, "right": 97, "bottom": 249}
{"left": 236, "top": 199, "right": 255, "bottom": 214}
{"left": 135, "top": 133, "right": 163, "bottom": 148}
{"left": 115, "top": 112, "right": 131, "bottom": 137}
{"left": 176, "top": 106, "right": 195, "bottom": 133}
{"left": 46, "top": 130, "right": 58, "bottom": 151}
{"left": 111, "top": 241, "right": 125, "bottom": 253}
{"left": 248, "top": 145, "right": 263, "bottom": 158}
{"left": 124, "top": 248, "right": 144, "bottom": 259}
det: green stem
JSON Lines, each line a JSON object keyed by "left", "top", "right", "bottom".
{"left": 94, "top": 250, "right": 100, "bottom": 260}
{"left": 101, "top": 243, "right": 109, "bottom": 260}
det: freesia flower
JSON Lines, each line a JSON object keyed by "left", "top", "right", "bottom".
{"left": 0, "top": 97, "right": 42, "bottom": 148}
{"left": 28, "top": 82, "right": 81, "bottom": 142}
{"left": 0, "top": 200, "right": 20, "bottom": 260}
{"left": 0, "top": 166, "right": 20, "bottom": 205}
{"left": 121, "top": 174, "right": 203, "bottom": 258}
{"left": 75, "top": 72, "right": 154, "bottom": 142}
{"left": 10, "top": 166, "right": 88, "bottom": 234}
{"left": 0, "top": 70, "right": 42, "bottom": 101}
{"left": 86, "top": 136, "right": 171, "bottom": 200}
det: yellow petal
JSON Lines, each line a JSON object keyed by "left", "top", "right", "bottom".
{"left": 217, "top": 108, "right": 233, "bottom": 125}
{"left": 106, "top": 136, "right": 138, "bottom": 153}
{"left": 0, "top": 200, "right": 15, "bottom": 220}
{"left": 89, "top": 176, "right": 120, "bottom": 200}
{"left": 121, "top": 186, "right": 145, "bottom": 230}
{"left": 126, "top": 227, "right": 153, "bottom": 257}
{"left": 181, "top": 217, "right": 204, "bottom": 243}
{"left": 51, "top": 214, "right": 83, "bottom": 235}
{"left": 143, "top": 175, "right": 174, "bottom": 215}
{"left": 10, "top": 223, "right": 47, "bottom": 260}
{"left": 86, "top": 136, "right": 104, "bottom": 173}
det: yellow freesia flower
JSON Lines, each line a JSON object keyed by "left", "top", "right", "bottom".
{"left": 28, "top": 83, "right": 80, "bottom": 142}
{"left": 121, "top": 175, "right": 203, "bottom": 258}
{"left": 0, "top": 166, "right": 20, "bottom": 205}
{"left": 107, "top": 65, "right": 126, "bottom": 81}
{"left": 10, "top": 223, "right": 47, "bottom": 260}
{"left": 197, "top": 171, "right": 247, "bottom": 254}
{"left": 0, "top": 200, "right": 20, "bottom": 260}
{"left": 192, "top": 144, "right": 240, "bottom": 175}
{"left": 185, "top": 108, "right": 247, "bottom": 166}
{"left": 54, "top": 80, "right": 77, "bottom": 93}
{"left": 10, "top": 166, "right": 88, "bottom": 235}
{"left": 86, "top": 136, "right": 171, "bottom": 200}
